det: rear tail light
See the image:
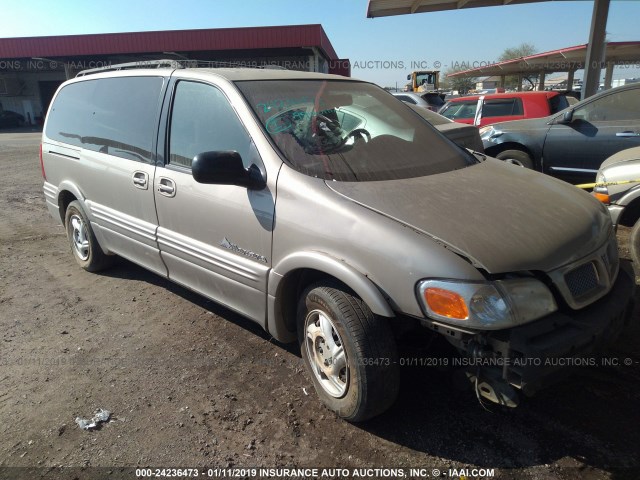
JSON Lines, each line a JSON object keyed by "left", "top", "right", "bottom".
{"left": 39, "top": 143, "right": 47, "bottom": 180}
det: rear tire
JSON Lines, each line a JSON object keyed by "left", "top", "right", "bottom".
{"left": 496, "top": 149, "right": 534, "bottom": 169}
{"left": 65, "top": 200, "right": 114, "bottom": 272}
{"left": 297, "top": 281, "right": 399, "bottom": 421}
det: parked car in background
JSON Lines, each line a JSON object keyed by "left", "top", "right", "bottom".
{"left": 406, "top": 104, "right": 484, "bottom": 152}
{"left": 439, "top": 91, "right": 569, "bottom": 127}
{"left": 593, "top": 146, "right": 640, "bottom": 267}
{"left": 481, "top": 83, "right": 640, "bottom": 183}
{"left": 475, "top": 88, "right": 505, "bottom": 95}
{"left": 392, "top": 91, "right": 445, "bottom": 112}
{"left": 0, "top": 110, "right": 25, "bottom": 128}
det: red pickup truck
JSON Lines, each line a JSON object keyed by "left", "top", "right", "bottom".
{"left": 439, "top": 91, "right": 569, "bottom": 127}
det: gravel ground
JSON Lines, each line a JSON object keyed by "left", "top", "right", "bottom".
{"left": 0, "top": 131, "right": 638, "bottom": 480}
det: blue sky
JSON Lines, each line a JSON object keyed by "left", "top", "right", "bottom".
{"left": 3, "top": 0, "right": 639, "bottom": 86}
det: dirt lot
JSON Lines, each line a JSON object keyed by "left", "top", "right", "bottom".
{"left": 1, "top": 131, "right": 639, "bottom": 480}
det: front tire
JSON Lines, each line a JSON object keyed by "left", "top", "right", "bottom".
{"left": 496, "top": 149, "right": 534, "bottom": 169}
{"left": 65, "top": 200, "right": 113, "bottom": 272}
{"left": 297, "top": 282, "right": 399, "bottom": 421}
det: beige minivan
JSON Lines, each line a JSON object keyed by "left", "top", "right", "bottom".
{"left": 42, "top": 61, "right": 635, "bottom": 420}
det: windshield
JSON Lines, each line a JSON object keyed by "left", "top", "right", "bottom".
{"left": 440, "top": 100, "right": 477, "bottom": 120}
{"left": 407, "top": 105, "right": 452, "bottom": 125}
{"left": 236, "top": 80, "right": 474, "bottom": 181}
{"left": 416, "top": 73, "right": 436, "bottom": 87}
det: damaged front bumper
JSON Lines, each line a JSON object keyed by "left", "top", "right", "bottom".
{"left": 424, "top": 262, "right": 636, "bottom": 406}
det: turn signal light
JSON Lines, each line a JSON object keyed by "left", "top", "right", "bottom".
{"left": 424, "top": 288, "right": 469, "bottom": 320}
{"left": 593, "top": 192, "right": 610, "bottom": 204}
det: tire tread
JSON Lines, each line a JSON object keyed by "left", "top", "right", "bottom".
{"left": 299, "top": 281, "right": 399, "bottom": 421}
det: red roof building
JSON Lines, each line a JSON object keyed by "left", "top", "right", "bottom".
{"left": 0, "top": 24, "right": 350, "bottom": 122}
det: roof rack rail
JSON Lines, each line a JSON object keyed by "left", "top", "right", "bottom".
{"left": 76, "top": 58, "right": 294, "bottom": 78}
{"left": 165, "top": 59, "right": 291, "bottom": 70}
{"left": 76, "top": 59, "right": 183, "bottom": 77}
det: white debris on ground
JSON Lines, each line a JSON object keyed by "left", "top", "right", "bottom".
{"left": 75, "top": 408, "right": 112, "bottom": 431}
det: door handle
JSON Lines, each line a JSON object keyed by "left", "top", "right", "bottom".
{"left": 157, "top": 177, "right": 176, "bottom": 197}
{"left": 616, "top": 131, "right": 640, "bottom": 137}
{"left": 132, "top": 171, "right": 148, "bottom": 190}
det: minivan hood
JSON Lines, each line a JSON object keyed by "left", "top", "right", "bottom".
{"left": 600, "top": 146, "right": 640, "bottom": 170}
{"left": 326, "top": 158, "right": 611, "bottom": 274}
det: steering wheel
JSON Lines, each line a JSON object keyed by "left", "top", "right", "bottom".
{"left": 344, "top": 128, "right": 371, "bottom": 144}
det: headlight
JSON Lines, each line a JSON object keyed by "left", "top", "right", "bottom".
{"left": 479, "top": 126, "right": 502, "bottom": 142}
{"left": 593, "top": 171, "right": 610, "bottom": 204}
{"left": 416, "top": 278, "right": 557, "bottom": 330}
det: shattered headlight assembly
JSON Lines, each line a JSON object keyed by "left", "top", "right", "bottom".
{"left": 416, "top": 278, "right": 557, "bottom": 330}
{"left": 479, "top": 126, "right": 502, "bottom": 142}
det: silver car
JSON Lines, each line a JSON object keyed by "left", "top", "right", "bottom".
{"left": 594, "top": 146, "right": 640, "bottom": 267}
{"left": 392, "top": 91, "right": 445, "bottom": 112}
{"left": 41, "top": 63, "right": 634, "bottom": 421}
{"left": 405, "top": 104, "right": 485, "bottom": 152}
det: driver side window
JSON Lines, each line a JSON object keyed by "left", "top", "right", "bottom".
{"left": 573, "top": 89, "right": 640, "bottom": 122}
{"left": 169, "top": 81, "right": 263, "bottom": 169}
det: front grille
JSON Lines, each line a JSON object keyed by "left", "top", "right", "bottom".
{"left": 565, "top": 262, "right": 599, "bottom": 298}
{"left": 548, "top": 238, "right": 616, "bottom": 310}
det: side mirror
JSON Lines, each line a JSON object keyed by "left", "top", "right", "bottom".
{"left": 407, "top": 74, "right": 411, "bottom": 81}
{"left": 558, "top": 109, "right": 574, "bottom": 124}
{"left": 192, "top": 151, "right": 265, "bottom": 189}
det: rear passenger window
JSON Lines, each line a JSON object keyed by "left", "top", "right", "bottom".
{"left": 482, "top": 98, "right": 523, "bottom": 117}
{"left": 45, "top": 77, "right": 163, "bottom": 163}
{"left": 168, "top": 81, "right": 262, "bottom": 169}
